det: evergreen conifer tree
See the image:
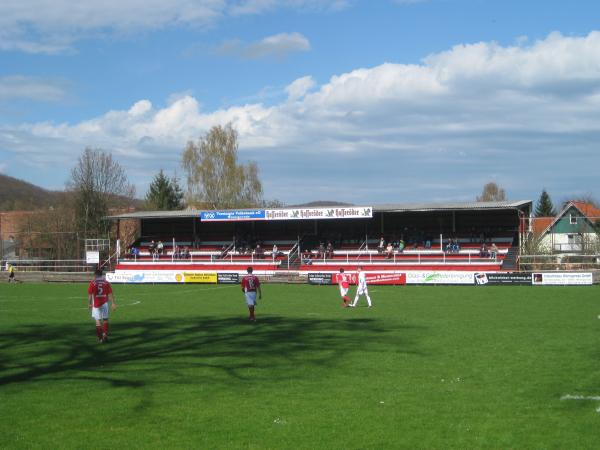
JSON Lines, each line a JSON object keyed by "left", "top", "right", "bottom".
{"left": 534, "top": 189, "right": 556, "bottom": 217}
{"left": 145, "top": 170, "right": 184, "bottom": 210}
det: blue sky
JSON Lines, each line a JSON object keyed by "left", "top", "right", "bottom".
{"left": 1, "top": 0, "right": 599, "bottom": 205}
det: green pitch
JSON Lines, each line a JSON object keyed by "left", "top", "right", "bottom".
{"left": 1, "top": 282, "right": 600, "bottom": 449}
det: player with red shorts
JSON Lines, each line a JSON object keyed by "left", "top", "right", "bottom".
{"left": 241, "top": 266, "right": 262, "bottom": 322}
{"left": 337, "top": 268, "right": 351, "bottom": 307}
{"left": 88, "top": 268, "right": 117, "bottom": 342}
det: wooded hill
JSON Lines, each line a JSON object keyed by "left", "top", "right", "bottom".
{"left": 0, "top": 173, "right": 65, "bottom": 211}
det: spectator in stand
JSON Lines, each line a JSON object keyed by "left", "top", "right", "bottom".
{"left": 182, "top": 246, "right": 190, "bottom": 259}
{"left": 157, "top": 240, "right": 164, "bottom": 258}
{"left": 490, "top": 243, "right": 498, "bottom": 260}
{"left": 326, "top": 242, "right": 334, "bottom": 259}
{"left": 255, "top": 244, "right": 264, "bottom": 259}
{"left": 398, "top": 239, "right": 405, "bottom": 253}
{"left": 451, "top": 239, "right": 460, "bottom": 253}
{"left": 302, "top": 250, "right": 313, "bottom": 265}
{"left": 272, "top": 244, "right": 281, "bottom": 259}
{"left": 425, "top": 237, "right": 431, "bottom": 249}
{"left": 479, "top": 243, "right": 488, "bottom": 258}
{"left": 385, "top": 242, "right": 394, "bottom": 259}
{"left": 445, "top": 239, "right": 452, "bottom": 253}
{"left": 220, "top": 245, "right": 229, "bottom": 259}
{"left": 317, "top": 242, "right": 325, "bottom": 259}
{"left": 378, "top": 236, "right": 385, "bottom": 254}
{"left": 149, "top": 240, "right": 156, "bottom": 255}
{"left": 130, "top": 246, "right": 140, "bottom": 259}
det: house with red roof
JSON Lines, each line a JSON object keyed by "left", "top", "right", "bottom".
{"left": 533, "top": 201, "right": 600, "bottom": 253}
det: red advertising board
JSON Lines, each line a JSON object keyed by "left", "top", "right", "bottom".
{"left": 365, "top": 273, "right": 406, "bottom": 285}
{"left": 330, "top": 272, "right": 406, "bottom": 285}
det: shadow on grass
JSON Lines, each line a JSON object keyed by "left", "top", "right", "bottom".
{"left": 0, "top": 315, "right": 425, "bottom": 388}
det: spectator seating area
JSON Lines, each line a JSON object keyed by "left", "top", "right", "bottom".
{"left": 298, "top": 236, "right": 511, "bottom": 272}
{"left": 116, "top": 234, "right": 513, "bottom": 272}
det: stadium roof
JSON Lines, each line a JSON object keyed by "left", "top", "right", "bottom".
{"left": 372, "top": 200, "right": 532, "bottom": 212}
{"left": 107, "top": 200, "right": 532, "bottom": 220}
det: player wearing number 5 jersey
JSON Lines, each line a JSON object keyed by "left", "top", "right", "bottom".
{"left": 88, "top": 268, "right": 117, "bottom": 342}
{"left": 241, "top": 266, "right": 262, "bottom": 322}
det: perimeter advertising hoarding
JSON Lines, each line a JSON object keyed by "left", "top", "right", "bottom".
{"left": 107, "top": 271, "right": 241, "bottom": 284}
{"left": 217, "top": 273, "right": 240, "bottom": 284}
{"left": 365, "top": 273, "right": 406, "bottom": 285}
{"left": 308, "top": 273, "right": 333, "bottom": 285}
{"left": 406, "top": 271, "right": 475, "bottom": 285}
{"left": 474, "top": 273, "right": 533, "bottom": 285}
{"left": 532, "top": 272, "right": 593, "bottom": 285}
{"left": 309, "top": 272, "right": 407, "bottom": 285}
{"left": 107, "top": 271, "right": 180, "bottom": 283}
{"left": 182, "top": 272, "right": 217, "bottom": 283}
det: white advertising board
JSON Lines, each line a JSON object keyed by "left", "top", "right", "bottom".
{"left": 532, "top": 272, "right": 593, "bottom": 286}
{"left": 107, "top": 271, "right": 181, "bottom": 283}
{"left": 86, "top": 251, "right": 100, "bottom": 264}
{"left": 406, "top": 271, "right": 474, "bottom": 285}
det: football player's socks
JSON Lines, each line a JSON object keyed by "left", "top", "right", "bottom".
{"left": 103, "top": 321, "right": 109, "bottom": 335}
{"left": 96, "top": 325, "right": 103, "bottom": 339}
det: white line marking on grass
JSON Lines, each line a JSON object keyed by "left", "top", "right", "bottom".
{"left": 561, "top": 394, "right": 600, "bottom": 413}
{"left": 561, "top": 395, "right": 600, "bottom": 401}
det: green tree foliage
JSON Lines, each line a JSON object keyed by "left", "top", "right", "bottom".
{"left": 145, "top": 170, "right": 184, "bottom": 210}
{"left": 476, "top": 182, "right": 507, "bottom": 202}
{"left": 534, "top": 189, "right": 556, "bottom": 217}
{"left": 182, "top": 124, "right": 263, "bottom": 209}
{"left": 68, "top": 147, "right": 135, "bottom": 238}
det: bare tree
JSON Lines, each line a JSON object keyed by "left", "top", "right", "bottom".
{"left": 68, "top": 147, "right": 135, "bottom": 239}
{"left": 476, "top": 182, "right": 507, "bottom": 202}
{"left": 182, "top": 124, "right": 263, "bottom": 209}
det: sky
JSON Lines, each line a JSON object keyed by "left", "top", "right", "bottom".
{"left": 1, "top": 0, "right": 599, "bottom": 206}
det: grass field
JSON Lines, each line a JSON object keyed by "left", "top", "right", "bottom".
{"left": 1, "top": 281, "right": 600, "bottom": 449}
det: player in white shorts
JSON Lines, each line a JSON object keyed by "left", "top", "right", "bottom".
{"left": 88, "top": 269, "right": 117, "bottom": 342}
{"left": 350, "top": 266, "right": 372, "bottom": 308}
{"left": 337, "top": 267, "right": 351, "bottom": 307}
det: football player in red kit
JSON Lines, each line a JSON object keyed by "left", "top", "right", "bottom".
{"left": 88, "top": 268, "right": 117, "bottom": 342}
{"left": 241, "top": 266, "right": 262, "bottom": 322}
{"left": 337, "top": 267, "right": 351, "bottom": 307}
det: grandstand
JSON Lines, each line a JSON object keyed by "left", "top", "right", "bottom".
{"left": 108, "top": 201, "right": 531, "bottom": 277}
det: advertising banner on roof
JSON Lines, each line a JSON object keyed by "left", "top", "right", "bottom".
{"left": 200, "top": 210, "right": 266, "bottom": 221}
{"left": 200, "top": 207, "right": 373, "bottom": 222}
{"left": 265, "top": 206, "right": 372, "bottom": 221}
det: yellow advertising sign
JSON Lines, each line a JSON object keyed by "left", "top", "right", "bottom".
{"left": 182, "top": 272, "right": 217, "bottom": 283}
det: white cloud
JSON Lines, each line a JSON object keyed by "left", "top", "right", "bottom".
{"left": 228, "top": 0, "right": 349, "bottom": 15}
{"left": 0, "top": 76, "right": 68, "bottom": 102}
{"left": 2, "top": 31, "right": 600, "bottom": 202}
{"left": 286, "top": 76, "right": 316, "bottom": 100}
{"left": 0, "top": 0, "right": 342, "bottom": 54}
{"left": 216, "top": 32, "right": 311, "bottom": 59}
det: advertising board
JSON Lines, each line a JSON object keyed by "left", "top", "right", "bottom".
{"left": 532, "top": 272, "right": 593, "bottom": 286}
{"left": 406, "top": 271, "right": 474, "bottom": 285}
{"left": 182, "top": 272, "right": 217, "bottom": 283}
{"left": 200, "top": 210, "right": 266, "bottom": 221}
{"left": 308, "top": 273, "right": 333, "bottom": 285}
{"left": 365, "top": 273, "right": 406, "bottom": 285}
{"left": 474, "top": 272, "right": 533, "bottom": 285}
{"left": 217, "top": 273, "right": 240, "bottom": 284}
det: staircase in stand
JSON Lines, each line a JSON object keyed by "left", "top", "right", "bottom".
{"left": 502, "top": 246, "right": 519, "bottom": 270}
